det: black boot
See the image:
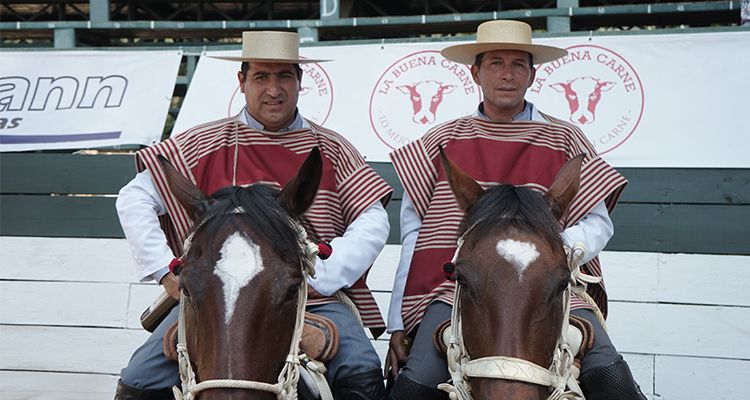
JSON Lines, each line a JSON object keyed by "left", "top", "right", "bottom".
{"left": 332, "top": 369, "right": 387, "bottom": 400}
{"left": 114, "top": 379, "right": 174, "bottom": 400}
{"left": 388, "top": 373, "right": 448, "bottom": 400}
{"left": 579, "top": 359, "right": 647, "bottom": 400}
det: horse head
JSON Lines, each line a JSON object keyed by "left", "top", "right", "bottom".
{"left": 440, "top": 147, "right": 584, "bottom": 400}
{"left": 159, "top": 148, "right": 323, "bottom": 400}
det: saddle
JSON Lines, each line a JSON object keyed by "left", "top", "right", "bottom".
{"left": 164, "top": 312, "right": 339, "bottom": 363}
{"left": 433, "top": 315, "right": 595, "bottom": 378}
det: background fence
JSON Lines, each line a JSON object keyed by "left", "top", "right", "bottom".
{"left": 1, "top": 152, "right": 748, "bottom": 399}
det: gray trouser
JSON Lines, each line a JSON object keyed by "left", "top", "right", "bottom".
{"left": 120, "top": 301, "right": 381, "bottom": 390}
{"left": 398, "top": 303, "right": 623, "bottom": 389}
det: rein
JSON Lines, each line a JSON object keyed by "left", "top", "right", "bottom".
{"left": 172, "top": 208, "right": 322, "bottom": 400}
{"left": 438, "top": 225, "right": 604, "bottom": 400}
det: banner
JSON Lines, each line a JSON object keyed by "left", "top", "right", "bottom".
{"left": 174, "top": 30, "right": 749, "bottom": 167}
{"left": 0, "top": 50, "right": 182, "bottom": 152}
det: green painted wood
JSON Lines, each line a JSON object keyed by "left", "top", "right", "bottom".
{"left": 0, "top": 153, "right": 136, "bottom": 195}
{"left": 618, "top": 168, "right": 750, "bottom": 205}
{"left": 607, "top": 203, "right": 750, "bottom": 255}
{"left": 0, "top": 195, "right": 123, "bottom": 238}
{"left": 1, "top": 153, "right": 748, "bottom": 254}
{"left": 370, "top": 162, "right": 403, "bottom": 200}
{"left": 385, "top": 199, "right": 401, "bottom": 245}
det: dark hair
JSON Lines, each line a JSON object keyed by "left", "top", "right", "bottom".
{"left": 194, "top": 184, "right": 306, "bottom": 267}
{"left": 458, "top": 184, "right": 562, "bottom": 249}
{"left": 240, "top": 62, "right": 303, "bottom": 81}
{"left": 474, "top": 51, "right": 534, "bottom": 70}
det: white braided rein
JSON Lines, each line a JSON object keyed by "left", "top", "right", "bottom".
{"left": 438, "top": 234, "right": 602, "bottom": 400}
{"left": 172, "top": 211, "right": 321, "bottom": 400}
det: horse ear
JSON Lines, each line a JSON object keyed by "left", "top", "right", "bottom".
{"left": 157, "top": 155, "right": 211, "bottom": 220}
{"left": 544, "top": 153, "right": 585, "bottom": 221}
{"left": 439, "top": 145, "right": 485, "bottom": 212}
{"left": 280, "top": 147, "right": 323, "bottom": 216}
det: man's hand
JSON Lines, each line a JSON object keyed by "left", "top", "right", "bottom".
{"left": 160, "top": 272, "right": 180, "bottom": 301}
{"left": 307, "top": 285, "right": 325, "bottom": 300}
{"left": 384, "top": 330, "right": 408, "bottom": 380}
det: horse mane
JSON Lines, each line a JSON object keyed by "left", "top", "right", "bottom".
{"left": 194, "top": 184, "right": 306, "bottom": 266}
{"left": 458, "top": 184, "right": 564, "bottom": 248}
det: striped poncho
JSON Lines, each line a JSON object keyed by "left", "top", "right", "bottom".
{"left": 390, "top": 114, "right": 627, "bottom": 334}
{"left": 135, "top": 114, "right": 393, "bottom": 334}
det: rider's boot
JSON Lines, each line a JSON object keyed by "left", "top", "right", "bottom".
{"left": 388, "top": 373, "right": 448, "bottom": 400}
{"left": 114, "top": 379, "right": 173, "bottom": 400}
{"left": 579, "top": 359, "right": 648, "bottom": 400}
{"left": 332, "top": 369, "right": 387, "bottom": 400}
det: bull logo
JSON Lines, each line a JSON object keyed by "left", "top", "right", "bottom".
{"left": 549, "top": 77, "right": 615, "bottom": 125}
{"left": 396, "top": 81, "right": 456, "bottom": 125}
{"left": 369, "top": 50, "right": 481, "bottom": 150}
{"left": 527, "top": 44, "right": 644, "bottom": 155}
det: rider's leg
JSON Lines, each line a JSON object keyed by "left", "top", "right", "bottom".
{"left": 389, "top": 301, "right": 451, "bottom": 400}
{"left": 572, "top": 308, "right": 647, "bottom": 400}
{"left": 308, "top": 302, "right": 386, "bottom": 400}
{"left": 114, "top": 380, "right": 173, "bottom": 400}
{"left": 116, "top": 306, "right": 180, "bottom": 399}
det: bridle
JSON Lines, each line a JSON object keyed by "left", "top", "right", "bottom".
{"left": 172, "top": 209, "right": 321, "bottom": 400}
{"left": 438, "top": 225, "right": 603, "bottom": 400}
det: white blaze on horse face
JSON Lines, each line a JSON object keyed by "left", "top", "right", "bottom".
{"left": 496, "top": 239, "right": 540, "bottom": 282}
{"left": 214, "top": 232, "right": 264, "bottom": 325}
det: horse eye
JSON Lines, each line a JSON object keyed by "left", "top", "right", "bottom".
{"left": 179, "top": 283, "right": 191, "bottom": 299}
{"left": 556, "top": 281, "right": 569, "bottom": 295}
{"left": 455, "top": 273, "right": 467, "bottom": 288}
{"left": 284, "top": 287, "right": 299, "bottom": 303}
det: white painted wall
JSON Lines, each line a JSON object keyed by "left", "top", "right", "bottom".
{"left": 1, "top": 237, "right": 748, "bottom": 399}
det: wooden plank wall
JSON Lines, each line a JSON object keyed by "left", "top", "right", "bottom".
{"left": 1, "top": 153, "right": 749, "bottom": 399}
{"left": 2, "top": 153, "right": 749, "bottom": 254}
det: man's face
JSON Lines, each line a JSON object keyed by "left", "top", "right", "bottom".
{"left": 471, "top": 50, "right": 536, "bottom": 120}
{"left": 238, "top": 62, "right": 301, "bottom": 132}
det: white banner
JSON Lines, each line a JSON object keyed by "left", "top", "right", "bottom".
{"left": 174, "top": 31, "right": 750, "bottom": 167}
{"left": 0, "top": 50, "right": 182, "bottom": 152}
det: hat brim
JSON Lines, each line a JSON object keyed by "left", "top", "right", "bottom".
{"left": 441, "top": 42, "right": 567, "bottom": 65}
{"left": 207, "top": 55, "right": 330, "bottom": 64}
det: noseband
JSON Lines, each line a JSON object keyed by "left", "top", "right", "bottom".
{"left": 172, "top": 208, "right": 321, "bottom": 400}
{"left": 438, "top": 225, "right": 604, "bottom": 400}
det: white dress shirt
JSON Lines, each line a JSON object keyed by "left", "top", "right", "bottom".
{"left": 117, "top": 108, "right": 390, "bottom": 296}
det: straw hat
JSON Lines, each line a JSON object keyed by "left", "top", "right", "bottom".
{"left": 209, "top": 31, "right": 329, "bottom": 63}
{"left": 441, "top": 20, "right": 567, "bottom": 65}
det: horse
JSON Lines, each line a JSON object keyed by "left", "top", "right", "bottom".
{"left": 437, "top": 148, "right": 594, "bottom": 400}
{"left": 159, "top": 147, "right": 324, "bottom": 400}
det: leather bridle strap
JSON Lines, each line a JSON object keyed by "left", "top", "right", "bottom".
{"left": 173, "top": 278, "right": 308, "bottom": 400}
{"left": 172, "top": 218, "right": 319, "bottom": 400}
{"left": 463, "top": 356, "right": 567, "bottom": 388}
{"left": 438, "top": 230, "right": 591, "bottom": 400}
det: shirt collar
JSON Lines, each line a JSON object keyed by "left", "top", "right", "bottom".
{"left": 239, "top": 106, "right": 309, "bottom": 132}
{"left": 473, "top": 101, "right": 547, "bottom": 123}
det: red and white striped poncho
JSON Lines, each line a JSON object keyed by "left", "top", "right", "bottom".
{"left": 135, "top": 115, "right": 393, "bottom": 334}
{"left": 390, "top": 114, "right": 627, "bottom": 334}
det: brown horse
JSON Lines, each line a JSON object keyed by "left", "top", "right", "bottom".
{"left": 439, "top": 148, "right": 585, "bottom": 400}
{"left": 160, "top": 148, "right": 323, "bottom": 400}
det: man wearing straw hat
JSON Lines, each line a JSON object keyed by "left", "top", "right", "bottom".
{"left": 115, "top": 31, "right": 391, "bottom": 400}
{"left": 385, "top": 20, "right": 645, "bottom": 399}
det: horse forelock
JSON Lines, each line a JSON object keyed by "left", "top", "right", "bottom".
{"left": 459, "top": 184, "right": 563, "bottom": 250}
{"left": 193, "top": 184, "right": 306, "bottom": 268}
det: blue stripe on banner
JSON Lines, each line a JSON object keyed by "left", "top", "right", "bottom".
{"left": 0, "top": 132, "right": 122, "bottom": 144}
